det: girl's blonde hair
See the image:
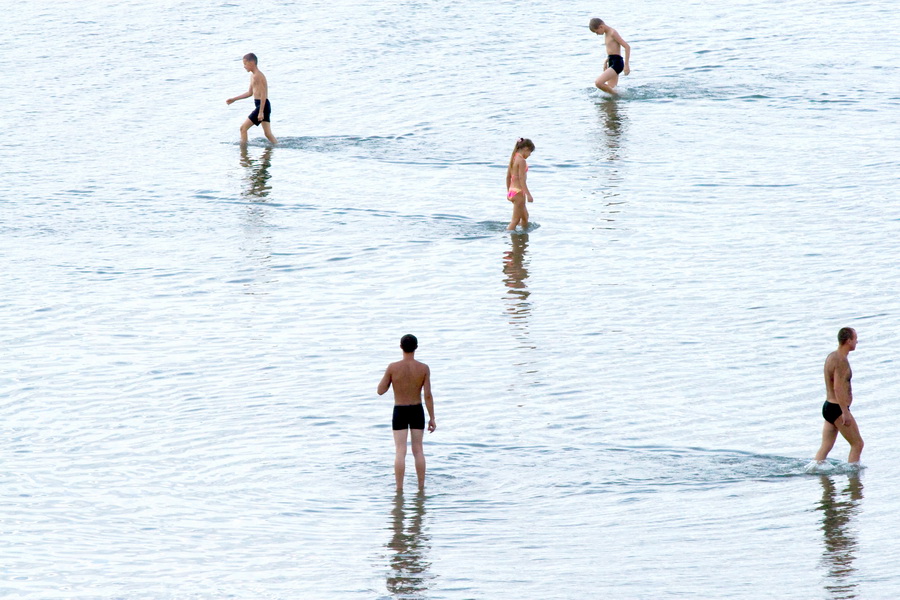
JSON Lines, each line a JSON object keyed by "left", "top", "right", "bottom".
{"left": 507, "top": 138, "right": 535, "bottom": 186}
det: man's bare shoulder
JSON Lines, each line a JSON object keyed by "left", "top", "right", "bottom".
{"left": 406, "top": 358, "right": 429, "bottom": 372}
{"left": 825, "top": 351, "right": 849, "bottom": 370}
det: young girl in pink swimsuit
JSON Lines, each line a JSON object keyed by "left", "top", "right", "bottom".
{"left": 506, "top": 138, "right": 535, "bottom": 231}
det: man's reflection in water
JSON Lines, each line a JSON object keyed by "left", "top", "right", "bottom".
{"left": 386, "top": 492, "right": 433, "bottom": 598}
{"left": 240, "top": 145, "right": 273, "bottom": 199}
{"left": 817, "top": 475, "right": 863, "bottom": 600}
{"left": 502, "top": 233, "right": 531, "bottom": 334}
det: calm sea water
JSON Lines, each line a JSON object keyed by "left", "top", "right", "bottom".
{"left": 3, "top": 0, "right": 899, "bottom": 598}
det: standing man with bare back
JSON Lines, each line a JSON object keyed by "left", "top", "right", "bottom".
{"left": 814, "top": 327, "right": 864, "bottom": 465}
{"left": 226, "top": 53, "right": 277, "bottom": 145}
{"left": 378, "top": 334, "right": 436, "bottom": 492}
{"left": 589, "top": 18, "right": 631, "bottom": 95}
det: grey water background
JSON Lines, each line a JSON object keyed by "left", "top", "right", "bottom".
{"left": 2, "top": 0, "right": 899, "bottom": 598}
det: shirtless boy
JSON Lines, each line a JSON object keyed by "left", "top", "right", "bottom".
{"left": 377, "top": 334, "right": 436, "bottom": 492}
{"left": 226, "top": 53, "right": 277, "bottom": 145}
{"left": 589, "top": 18, "right": 631, "bottom": 95}
{"left": 814, "top": 327, "right": 864, "bottom": 464}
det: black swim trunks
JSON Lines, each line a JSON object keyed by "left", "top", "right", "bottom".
{"left": 608, "top": 54, "right": 625, "bottom": 75}
{"left": 822, "top": 401, "right": 843, "bottom": 425}
{"left": 249, "top": 99, "right": 271, "bottom": 125}
{"left": 392, "top": 404, "right": 426, "bottom": 431}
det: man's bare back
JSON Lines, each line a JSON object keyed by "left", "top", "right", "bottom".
{"left": 824, "top": 350, "right": 852, "bottom": 407}
{"left": 382, "top": 358, "right": 430, "bottom": 406}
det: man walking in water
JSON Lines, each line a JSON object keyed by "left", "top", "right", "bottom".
{"left": 226, "top": 53, "right": 277, "bottom": 145}
{"left": 589, "top": 18, "right": 631, "bottom": 95}
{"left": 814, "top": 327, "right": 864, "bottom": 465}
{"left": 378, "top": 334, "right": 436, "bottom": 492}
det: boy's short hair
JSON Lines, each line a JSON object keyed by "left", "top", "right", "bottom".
{"left": 400, "top": 334, "right": 418, "bottom": 353}
{"left": 243, "top": 53, "right": 258, "bottom": 63}
{"left": 589, "top": 18, "right": 604, "bottom": 32}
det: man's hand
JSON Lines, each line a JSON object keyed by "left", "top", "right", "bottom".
{"left": 842, "top": 412, "right": 854, "bottom": 427}
{"left": 624, "top": 65, "right": 630, "bottom": 76}
{"left": 226, "top": 98, "right": 234, "bottom": 105}
{"left": 428, "top": 419, "right": 436, "bottom": 433}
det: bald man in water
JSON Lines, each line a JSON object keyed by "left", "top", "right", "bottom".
{"left": 378, "top": 334, "right": 436, "bottom": 492}
{"left": 814, "top": 327, "right": 864, "bottom": 464}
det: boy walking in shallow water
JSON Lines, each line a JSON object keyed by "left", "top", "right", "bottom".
{"left": 378, "top": 334, "right": 436, "bottom": 492}
{"left": 226, "top": 53, "right": 277, "bottom": 145}
{"left": 589, "top": 18, "right": 631, "bottom": 95}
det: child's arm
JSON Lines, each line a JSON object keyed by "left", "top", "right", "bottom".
{"left": 226, "top": 83, "right": 254, "bottom": 105}
{"left": 616, "top": 31, "right": 631, "bottom": 74}
{"left": 521, "top": 159, "right": 533, "bottom": 202}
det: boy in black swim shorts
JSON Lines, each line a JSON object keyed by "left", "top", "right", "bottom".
{"left": 589, "top": 18, "right": 631, "bottom": 95}
{"left": 377, "top": 334, "right": 436, "bottom": 492}
{"left": 248, "top": 98, "right": 271, "bottom": 127}
{"left": 226, "top": 52, "right": 278, "bottom": 145}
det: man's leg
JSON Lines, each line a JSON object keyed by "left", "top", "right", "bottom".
{"left": 261, "top": 121, "right": 278, "bottom": 145}
{"left": 814, "top": 421, "right": 838, "bottom": 462}
{"left": 240, "top": 119, "right": 254, "bottom": 145}
{"left": 410, "top": 429, "right": 426, "bottom": 490}
{"left": 393, "top": 429, "right": 408, "bottom": 491}
{"left": 595, "top": 67, "right": 619, "bottom": 95}
{"left": 836, "top": 418, "right": 864, "bottom": 463}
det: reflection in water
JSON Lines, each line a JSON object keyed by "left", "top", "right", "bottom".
{"left": 238, "top": 146, "right": 274, "bottom": 294}
{"left": 592, "top": 99, "right": 628, "bottom": 229}
{"left": 385, "top": 492, "right": 433, "bottom": 598}
{"left": 595, "top": 97, "right": 626, "bottom": 163}
{"left": 502, "top": 233, "right": 531, "bottom": 335}
{"left": 817, "top": 475, "right": 863, "bottom": 600}
{"left": 240, "top": 146, "right": 273, "bottom": 199}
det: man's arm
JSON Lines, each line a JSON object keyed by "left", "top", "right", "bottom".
{"left": 833, "top": 360, "right": 853, "bottom": 426}
{"left": 423, "top": 366, "right": 436, "bottom": 432}
{"left": 226, "top": 84, "right": 254, "bottom": 105}
{"left": 377, "top": 366, "right": 392, "bottom": 396}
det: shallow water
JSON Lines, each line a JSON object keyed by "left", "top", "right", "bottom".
{"left": 2, "top": 0, "right": 900, "bottom": 598}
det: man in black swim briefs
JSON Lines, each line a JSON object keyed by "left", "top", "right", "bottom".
{"left": 589, "top": 18, "right": 631, "bottom": 95}
{"left": 814, "top": 327, "right": 864, "bottom": 464}
{"left": 377, "top": 334, "right": 436, "bottom": 492}
{"left": 226, "top": 52, "right": 278, "bottom": 145}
